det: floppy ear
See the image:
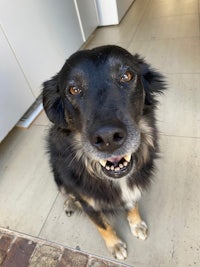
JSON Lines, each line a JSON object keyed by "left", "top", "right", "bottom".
{"left": 42, "top": 75, "right": 67, "bottom": 128}
{"left": 135, "top": 54, "right": 166, "bottom": 105}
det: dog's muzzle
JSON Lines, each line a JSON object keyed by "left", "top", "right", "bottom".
{"left": 89, "top": 123, "right": 136, "bottom": 179}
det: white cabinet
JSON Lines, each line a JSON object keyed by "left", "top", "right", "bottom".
{"left": 75, "top": 0, "right": 99, "bottom": 41}
{"left": 0, "top": 0, "right": 99, "bottom": 141}
{"left": 0, "top": 0, "right": 84, "bottom": 98}
{"left": 96, "top": 0, "right": 134, "bottom": 26}
{"left": 0, "top": 27, "right": 35, "bottom": 142}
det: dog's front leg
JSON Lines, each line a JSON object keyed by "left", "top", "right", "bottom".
{"left": 127, "top": 204, "right": 148, "bottom": 241}
{"left": 81, "top": 203, "right": 127, "bottom": 260}
{"left": 97, "top": 219, "right": 127, "bottom": 260}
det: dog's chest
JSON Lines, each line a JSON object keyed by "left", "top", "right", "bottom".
{"left": 118, "top": 179, "right": 141, "bottom": 209}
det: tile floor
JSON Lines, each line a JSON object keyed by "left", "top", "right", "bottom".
{"left": 0, "top": 0, "right": 200, "bottom": 266}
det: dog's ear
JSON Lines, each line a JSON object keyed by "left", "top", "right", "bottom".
{"left": 42, "top": 75, "right": 67, "bottom": 128}
{"left": 135, "top": 54, "right": 166, "bottom": 105}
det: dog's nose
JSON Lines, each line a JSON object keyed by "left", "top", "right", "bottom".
{"left": 91, "top": 125, "right": 127, "bottom": 152}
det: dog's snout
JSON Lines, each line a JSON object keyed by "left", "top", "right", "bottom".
{"left": 90, "top": 125, "right": 127, "bottom": 152}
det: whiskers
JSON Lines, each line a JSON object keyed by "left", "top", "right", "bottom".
{"left": 65, "top": 134, "right": 102, "bottom": 179}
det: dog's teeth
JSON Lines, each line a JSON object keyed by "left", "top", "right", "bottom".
{"left": 100, "top": 156, "right": 131, "bottom": 172}
{"left": 99, "top": 160, "right": 107, "bottom": 167}
{"left": 123, "top": 161, "right": 128, "bottom": 167}
{"left": 124, "top": 154, "right": 131, "bottom": 162}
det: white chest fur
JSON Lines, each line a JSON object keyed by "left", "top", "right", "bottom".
{"left": 118, "top": 179, "right": 141, "bottom": 209}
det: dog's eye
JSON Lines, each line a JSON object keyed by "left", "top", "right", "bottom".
{"left": 69, "top": 86, "right": 82, "bottom": 95}
{"left": 120, "top": 71, "right": 133, "bottom": 83}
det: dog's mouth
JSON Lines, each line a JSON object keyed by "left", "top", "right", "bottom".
{"left": 99, "top": 154, "right": 133, "bottom": 179}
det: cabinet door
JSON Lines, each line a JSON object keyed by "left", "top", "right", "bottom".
{"left": 0, "top": 28, "right": 35, "bottom": 142}
{"left": 0, "top": 0, "right": 84, "bottom": 98}
{"left": 75, "top": 0, "right": 99, "bottom": 41}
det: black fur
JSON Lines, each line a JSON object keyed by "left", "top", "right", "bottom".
{"left": 42, "top": 45, "right": 165, "bottom": 258}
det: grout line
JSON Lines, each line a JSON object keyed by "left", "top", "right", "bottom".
{"left": 159, "top": 133, "right": 200, "bottom": 140}
{"left": 37, "top": 191, "right": 60, "bottom": 237}
{"left": 32, "top": 124, "right": 50, "bottom": 127}
{"left": 128, "top": 35, "right": 200, "bottom": 44}
{"left": 198, "top": 0, "right": 200, "bottom": 36}
{"left": 144, "top": 13, "right": 200, "bottom": 19}
{"left": 162, "top": 72, "right": 200, "bottom": 74}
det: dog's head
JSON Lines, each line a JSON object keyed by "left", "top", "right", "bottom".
{"left": 43, "top": 45, "right": 165, "bottom": 180}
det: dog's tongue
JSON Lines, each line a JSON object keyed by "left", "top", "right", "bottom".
{"left": 107, "top": 156, "right": 123, "bottom": 163}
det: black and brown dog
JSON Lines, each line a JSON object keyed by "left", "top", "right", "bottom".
{"left": 42, "top": 45, "right": 165, "bottom": 260}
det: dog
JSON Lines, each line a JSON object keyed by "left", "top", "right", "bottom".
{"left": 42, "top": 45, "right": 165, "bottom": 260}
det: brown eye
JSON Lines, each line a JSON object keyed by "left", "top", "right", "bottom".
{"left": 69, "top": 86, "right": 81, "bottom": 95}
{"left": 120, "top": 71, "right": 133, "bottom": 83}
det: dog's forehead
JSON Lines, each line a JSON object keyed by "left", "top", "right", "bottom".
{"left": 66, "top": 46, "right": 135, "bottom": 76}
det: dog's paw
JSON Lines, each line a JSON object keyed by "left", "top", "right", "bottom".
{"left": 129, "top": 221, "right": 148, "bottom": 240}
{"left": 109, "top": 241, "right": 127, "bottom": 260}
{"left": 64, "top": 199, "right": 77, "bottom": 217}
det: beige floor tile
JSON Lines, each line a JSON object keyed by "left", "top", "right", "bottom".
{"left": 89, "top": 0, "right": 149, "bottom": 46}
{"left": 89, "top": 25, "right": 133, "bottom": 47}
{"left": 146, "top": 0, "right": 198, "bottom": 18}
{"left": 39, "top": 135, "right": 200, "bottom": 266}
{"left": 133, "top": 14, "right": 199, "bottom": 41}
{"left": 0, "top": 126, "right": 58, "bottom": 235}
{"left": 157, "top": 74, "right": 200, "bottom": 138}
{"left": 128, "top": 37, "right": 200, "bottom": 73}
{"left": 33, "top": 110, "right": 51, "bottom": 126}
{"left": 127, "top": 135, "right": 200, "bottom": 267}
{"left": 92, "top": 26, "right": 121, "bottom": 44}
{"left": 39, "top": 193, "right": 109, "bottom": 257}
